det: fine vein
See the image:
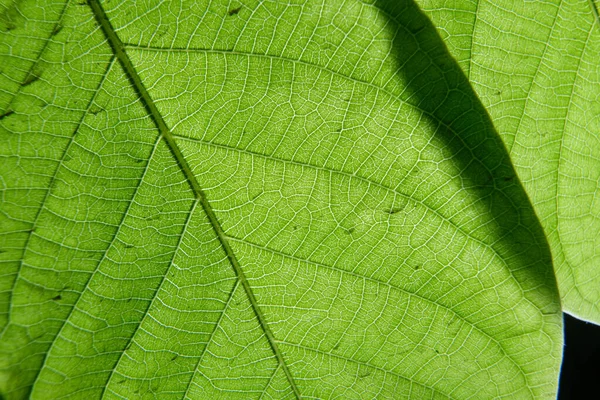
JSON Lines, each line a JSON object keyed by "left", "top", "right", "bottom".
{"left": 87, "top": 1, "right": 301, "bottom": 397}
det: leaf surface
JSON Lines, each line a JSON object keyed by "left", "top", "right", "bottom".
{"left": 417, "top": 0, "right": 600, "bottom": 323}
{"left": 0, "top": 0, "right": 562, "bottom": 398}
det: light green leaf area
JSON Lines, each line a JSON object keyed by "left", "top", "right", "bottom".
{"left": 417, "top": 0, "right": 600, "bottom": 323}
{"left": 0, "top": 1, "right": 562, "bottom": 399}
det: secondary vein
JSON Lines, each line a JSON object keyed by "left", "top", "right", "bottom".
{"left": 87, "top": 1, "right": 301, "bottom": 397}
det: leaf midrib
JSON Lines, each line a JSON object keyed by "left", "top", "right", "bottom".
{"left": 87, "top": 0, "right": 301, "bottom": 398}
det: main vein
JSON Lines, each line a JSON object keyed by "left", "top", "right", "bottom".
{"left": 87, "top": 1, "right": 300, "bottom": 398}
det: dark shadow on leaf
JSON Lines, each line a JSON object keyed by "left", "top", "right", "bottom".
{"left": 374, "top": 0, "right": 560, "bottom": 314}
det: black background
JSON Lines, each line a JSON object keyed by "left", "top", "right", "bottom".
{"left": 558, "top": 313, "right": 600, "bottom": 399}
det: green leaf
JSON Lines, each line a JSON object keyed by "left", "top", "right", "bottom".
{"left": 417, "top": 0, "right": 600, "bottom": 323}
{"left": 0, "top": 0, "right": 569, "bottom": 398}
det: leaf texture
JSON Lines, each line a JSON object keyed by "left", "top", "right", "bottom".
{"left": 0, "top": 0, "right": 562, "bottom": 398}
{"left": 417, "top": 0, "right": 600, "bottom": 324}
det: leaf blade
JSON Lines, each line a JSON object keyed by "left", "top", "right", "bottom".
{"left": 0, "top": 0, "right": 563, "bottom": 398}
{"left": 418, "top": 0, "right": 600, "bottom": 324}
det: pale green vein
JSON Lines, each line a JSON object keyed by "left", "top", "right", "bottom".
{"left": 30, "top": 98, "right": 157, "bottom": 397}
{"left": 0, "top": 1, "right": 69, "bottom": 114}
{"left": 507, "top": 1, "right": 560, "bottom": 155}
{"left": 0, "top": 0, "right": 71, "bottom": 337}
{"left": 183, "top": 280, "right": 238, "bottom": 400}
{"left": 280, "top": 340, "right": 452, "bottom": 399}
{"left": 0, "top": 53, "right": 116, "bottom": 341}
{"left": 466, "top": 0, "right": 480, "bottom": 80}
{"left": 87, "top": 0, "right": 301, "bottom": 397}
{"left": 174, "top": 134, "right": 523, "bottom": 284}
{"left": 226, "top": 235, "right": 535, "bottom": 383}
{"left": 103, "top": 199, "right": 198, "bottom": 397}
{"left": 555, "top": 18, "right": 600, "bottom": 316}
{"left": 258, "top": 364, "right": 282, "bottom": 400}
{"left": 589, "top": 0, "right": 600, "bottom": 29}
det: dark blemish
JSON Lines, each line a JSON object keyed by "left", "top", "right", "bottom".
{"left": 409, "top": 24, "right": 425, "bottom": 35}
{"left": 541, "top": 311, "right": 558, "bottom": 316}
{"left": 117, "top": 379, "right": 126, "bottom": 384}
{"left": 435, "top": 349, "right": 439, "bottom": 354}
{"left": 127, "top": 298, "right": 132, "bottom": 302}
{"left": 52, "top": 295, "right": 62, "bottom": 301}
{"left": 51, "top": 24, "right": 63, "bottom": 37}
{"left": 124, "top": 244, "right": 134, "bottom": 249}
{"left": 156, "top": 26, "right": 169, "bottom": 39}
{"left": 0, "top": 110, "right": 14, "bottom": 120}
{"left": 4, "top": 23, "right": 17, "bottom": 32}
{"left": 293, "top": 225, "right": 298, "bottom": 230}
{"left": 414, "top": 265, "right": 420, "bottom": 270}
{"left": 358, "top": 370, "right": 371, "bottom": 378}
{"left": 228, "top": 6, "right": 242, "bottom": 16}
{"left": 135, "top": 159, "right": 144, "bottom": 164}
{"left": 250, "top": 191, "right": 262, "bottom": 201}
{"left": 64, "top": 154, "right": 73, "bottom": 163}
{"left": 385, "top": 207, "right": 403, "bottom": 215}
{"left": 503, "top": 176, "right": 514, "bottom": 182}
{"left": 22, "top": 73, "right": 40, "bottom": 87}
{"left": 346, "top": 227, "right": 355, "bottom": 234}
{"left": 170, "top": 354, "right": 178, "bottom": 361}
{"left": 332, "top": 343, "right": 340, "bottom": 351}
